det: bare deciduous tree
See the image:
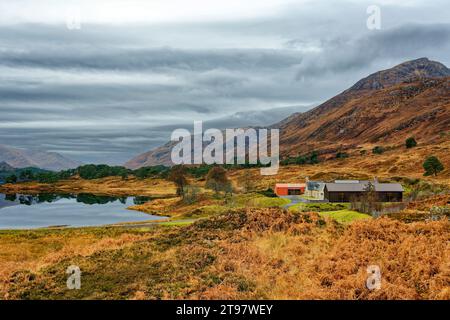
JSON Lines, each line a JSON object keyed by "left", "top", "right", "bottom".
{"left": 168, "top": 165, "right": 189, "bottom": 198}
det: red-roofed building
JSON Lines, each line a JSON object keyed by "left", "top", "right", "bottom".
{"left": 274, "top": 183, "right": 305, "bottom": 196}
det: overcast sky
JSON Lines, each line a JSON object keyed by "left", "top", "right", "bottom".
{"left": 0, "top": 0, "right": 449, "bottom": 164}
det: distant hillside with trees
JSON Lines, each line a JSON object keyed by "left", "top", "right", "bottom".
{"left": 0, "top": 162, "right": 50, "bottom": 184}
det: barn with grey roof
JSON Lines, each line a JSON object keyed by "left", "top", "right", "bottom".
{"left": 323, "top": 181, "right": 403, "bottom": 202}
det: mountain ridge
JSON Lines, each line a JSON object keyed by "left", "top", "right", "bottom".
{"left": 349, "top": 57, "right": 450, "bottom": 91}
{"left": 0, "top": 144, "right": 82, "bottom": 171}
{"left": 277, "top": 57, "right": 450, "bottom": 156}
{"left": 0, "top": 161, "right": 15, "bottom": 172}
{"left": 124, "top": 58, "right": 450, "bottom": 168}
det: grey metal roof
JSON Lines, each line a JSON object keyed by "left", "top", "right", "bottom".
{"left": 374, "top": 183, "right": 404, "bottom": 192}
{"left": 325, "top": 182, "right": 403, "bottom": 192}
{"left": 325, "top": 183, "right": 367, "bottom": 192}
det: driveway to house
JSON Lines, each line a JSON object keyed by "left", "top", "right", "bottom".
{"left": 280, "top": 196, "right": 328, "bottom": 209}
{"left": 280, "top": 196, "right": 308, "bottom": 210}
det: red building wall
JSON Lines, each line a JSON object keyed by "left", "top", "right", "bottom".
{"left": 275, "top": 186, "right": 289, "bottom": 196}
{"left": 275, "top": 185, "right": 305, "bottom": 196}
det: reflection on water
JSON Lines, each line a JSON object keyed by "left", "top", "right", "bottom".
{"left": 0, "top": 193, "right": 163, "bottom": 230}
{"left": 1, "top": 193, "right": 153, "bottom": 206}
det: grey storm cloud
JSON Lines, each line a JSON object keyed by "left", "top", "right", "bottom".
{"left": 294, "top": 23, "right": 450, "bottom": 78}
{"left": 0, "top": 0, "right": 449, "bottom": 164}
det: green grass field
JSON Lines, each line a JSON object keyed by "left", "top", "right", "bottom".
{"left": 250, "top": 197, "right": 291, "bottom": 208}
{"left": 159, "top": 220, "right": 196, "bottom": 227}
{"left": 231, "top": 193, "right": 291, "bottom": 208}
{"left": 319, "top": 210, "right": 371, "bottom": 224}
{"left": 288, "top": 202, "right": 350, "bottom": 212}
{"left": 287, "top": 202, "right": 370, "bottom": 223}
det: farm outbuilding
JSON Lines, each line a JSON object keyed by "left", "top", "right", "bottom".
{"left": 324, "top": 181, "right": 403, "bottom": 202}
{"left": 304, "top": 181, "right": 325, "bottom": 200}
{"left": 275, "top": 183, "right": 305, "bottom": 196}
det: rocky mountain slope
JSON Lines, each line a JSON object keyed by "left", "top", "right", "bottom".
{"left": 0, "top": 162, "right": 15, "bottom": 172}
{"left": 0, "top": 145, "right": 82, "bottom": 171}
{"left": 276, "top": 58, "right": 450, "bottom": 156}
{"left": 125, "top": 58, "right": 450, "bottom": 168}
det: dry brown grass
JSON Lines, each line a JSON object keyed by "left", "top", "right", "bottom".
{"left": 1, "top": 208, "right": 448, "bottom": 300}
{"left": 228, "top": 140, "right": 450, "bottom": 190}
{"left": 128, "top": 197, "right": 182, "bottom": 216}
{"left": 0, "top": 176, "right": 448, "bottom": 299}
{"left": 200, "top": 211, "right": 449, "bottom": 300}
{"left": 0, "top": 176, "right": 177, "bottom": 197}
{"left": 0, "top": 229, "right": 152, "bottom": 298}
{"left": 407, "top": 194, "right": 450, "bottom": 211}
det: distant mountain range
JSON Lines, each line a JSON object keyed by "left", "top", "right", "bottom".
{"left": 0, "top": 161, "right": 51, "bottom": 184}
{"left": 124, "top": 105, "right": 314, "bottom": 169}
{"left": 0, "top": 161, "right": 15, "bottom": 172}
{"left": 0, "top": 145, "right": 82, "bottom": 171}
{"left": 124, "top": 57, "right": 450, "bottom": 168}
